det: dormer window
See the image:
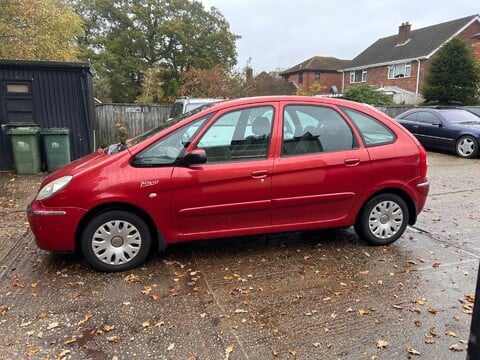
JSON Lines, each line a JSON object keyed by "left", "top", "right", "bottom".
{"left": 388, "top": 62, "right": 411, "bottom": 79}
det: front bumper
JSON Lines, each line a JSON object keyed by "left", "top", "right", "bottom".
{"left": 27, "top": 203, "right": 87, "bottom": 252}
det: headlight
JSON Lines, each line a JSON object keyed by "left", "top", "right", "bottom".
{"left": 36, "top": 176, "right": 73, "bottom": 201}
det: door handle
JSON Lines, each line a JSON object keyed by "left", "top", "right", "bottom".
{"left": 251, "top": 170, "right": 269, "bottom": 178}
{"left": 344, "top": 158, "right": 360, "bottom": 166}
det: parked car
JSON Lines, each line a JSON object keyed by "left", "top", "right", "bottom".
{"left": 396, "top": 108, "right": 480, "bottom": 158}
{"left": 28, "top": 96, "right": 429, "bottom": 272}
{"left": 168, "top": 97, "right": 223, "bottom": 118}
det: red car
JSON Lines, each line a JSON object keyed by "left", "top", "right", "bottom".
{"left": 28, "top": 96, "right": 429, "bottom": 272}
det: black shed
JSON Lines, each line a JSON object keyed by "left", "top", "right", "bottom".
{"left": 0, "top": 60, "right": 96, "bottom": 171}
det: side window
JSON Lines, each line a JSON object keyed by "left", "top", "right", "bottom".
{"left": 282, "top": 105, "right": 355, "bottom": 156}
{"left": 132, "top": 116, "right": 208, "bottom": 166}
{"left": 196, "top": 106, "right": 274, "bottom": 162}
{"left": 402, "top": 112, "right": 418, "bottom": 122}
{"left": 342, "top": 107, "right": 395, "bottom": 147}
{"left": 417, "top": 112, "right": 441, "bottom": 125}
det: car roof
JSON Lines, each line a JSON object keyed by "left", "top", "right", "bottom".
{"left": 205, "top": 95, "right": 365, "bottom": 109}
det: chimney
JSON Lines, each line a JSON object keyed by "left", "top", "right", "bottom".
{"left": 397, "top": 22, "right": 411, "bottom": 45}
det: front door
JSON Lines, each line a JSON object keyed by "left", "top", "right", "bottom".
{"left": 170, "top": 104, "right": 277, "bottom": 239}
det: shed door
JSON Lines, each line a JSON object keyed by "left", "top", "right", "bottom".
{"left": 0, "top": 81, "right": 35, "bottom": 170}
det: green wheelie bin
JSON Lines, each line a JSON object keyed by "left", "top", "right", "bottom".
{"left": 7, "top": 126, "right": 42, "bottom": 174}
{"left": 41, "top": 128, "right": 71, "bottom": 172}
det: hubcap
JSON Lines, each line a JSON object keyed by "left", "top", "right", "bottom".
{"left": 458, "top": 138, "right": 474, "bottom": 157}
{"left": 92, "top": 220, "right": 142, "bottom": 265}
{"left": 368, "top": 200, "right": 404, "bottom": 239}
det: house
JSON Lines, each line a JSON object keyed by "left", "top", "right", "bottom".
{"left": 0, "top": 60, "right": 96, "bottom": 171}
{"left": 341, "top": 14, "right": 480, "bottom": 104}
{"left": 280, "top": 56, "right": 350, "bottom": 94}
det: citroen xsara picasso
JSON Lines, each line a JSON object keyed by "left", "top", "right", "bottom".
{"left": 28, "top": 96, "right": 429, "bottom": 272}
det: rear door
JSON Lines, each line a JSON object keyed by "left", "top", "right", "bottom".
{"left": 271, "top": 103, "right": 370, "bottom": 228}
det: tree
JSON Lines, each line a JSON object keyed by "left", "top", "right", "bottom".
{"left": 0, "top": 0, "right": 83, "bottom": 61}
{"left": 422, "top": 38, "right": 479, "bottom": 105}
{"left": 295, "top": 80, "right": 326, "bottom": 96}
{"left": 179, "top": 65, "right": 242, "bottom": 99}
{"left": 343, "top": 85, "right": 394, "bottom": 105}
{"left": 72, "top": 0, "right": 239, "bottom": 102}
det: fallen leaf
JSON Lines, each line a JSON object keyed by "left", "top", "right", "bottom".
{"left": 107, "top": 336, "right": 122, "bottom": 343}
{"left": 465, "top": 294, "right": 475, "bottom": 303}
{"left": 47, "top": 322, "right": 59, "bottom": 330}
{"left": 26, "top": 348, "right": 39, "bottom": 356}
{"left": 57, "top": 349, "right": 71, "bottom": 359}
{"left": 446, "top": 330, "right": 458, "bottom": 338}
{"left": 425, "top": 336, "right": 435, "bottom": 344}
{"left": 377, "top": 339, "right": 389, "bottom": 348}
{"left": 124, "top": 274, "right": 141, "bottom": 283}
{"left": 77, "top": 312, "right": 93, "bottom": 326}
{"left": 64, "top": 337, "right": 77, "bottom": 345}
{"left": 234, "top": 309, "right": 247, "bottom": 313}
{"left": 427, "top": 307, "right": 438, "bottom": 315}
{"left": 406, "top": 346, "right": 421, "bottom": 356}
{"left": 225, "top": 344, "right": 234, "bottom": 359}
{"left": 449, "top": 344, "right": 463, "bottom": 352}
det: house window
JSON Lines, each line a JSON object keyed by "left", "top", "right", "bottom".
{"left": 299, "top": 72, "right": 304, "bottom": 84}
{"left": 388, "top": 62, "right": 411, "bottom": 79}
{"left": 315, "top": 72, "right": 320, "bottom": 81}
{"left": 350, "top": 70, "right": 366, "bottom": 83}
{"left": 6, "top": 83, "right": 30, "bottom": 93}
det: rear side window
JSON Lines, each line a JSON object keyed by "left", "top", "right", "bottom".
{"left": 282, "top": 105, "right": 356, "bottom": 156}
{"left": 342, "top": 107, "right": 396, "bottom": 147}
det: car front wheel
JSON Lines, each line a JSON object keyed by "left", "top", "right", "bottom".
{"left": 355, "top": 194, "right": 408, "bottom": 246}
{"left": 455, "top": 135, "right": 478, "bottom": 158}
{"left": 81, "top": 210, "right": 151, "bottom": 272}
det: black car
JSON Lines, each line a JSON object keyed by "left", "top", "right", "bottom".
{"left": 395, "top": 108, "right": 480, "bottom": 158}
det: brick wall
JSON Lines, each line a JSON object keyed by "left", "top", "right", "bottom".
{"left": 288, "top": 71, "right": 343, "bottom": 93}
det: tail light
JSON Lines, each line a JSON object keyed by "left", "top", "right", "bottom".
{"left": 418, "top": 145, "right": 428, "bottom": 178}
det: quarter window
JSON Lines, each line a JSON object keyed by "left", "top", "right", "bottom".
{"left": 388, "top": 62, "right": 411, "bottom": 79}
{"left": 342, "top": 107, "right": 395, "bottom": 146}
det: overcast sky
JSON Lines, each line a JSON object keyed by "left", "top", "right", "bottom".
{"left": 200, "top": 0, "right": 479, "bottom": 74}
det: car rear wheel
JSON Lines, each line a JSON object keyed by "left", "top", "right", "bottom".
{"left": 355, "top": 194, "right": 408, "bottom": 246}
{"left": 455, "top": 135, "right": 478, "bottom": 158}
{"left": 81, "top": 210, "right": 151, "bottom": 272}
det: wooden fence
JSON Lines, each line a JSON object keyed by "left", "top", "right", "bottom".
{"left": 375, "top": 105, "right": 414, "bottom": 118}
{"left": 95, "top": 103, "right": 171, "bottom": 147}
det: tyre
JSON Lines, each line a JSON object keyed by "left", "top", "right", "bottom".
{"left": 81, "top": 210, "right": 151, "bottom": 272}
{"left": 455, "top": 135, "right": 478, "bottom": 158}
{"left": 355, "top": 194, "right": 409, "bottom": 246}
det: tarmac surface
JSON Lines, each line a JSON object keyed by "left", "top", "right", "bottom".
{"left": 0, "top": 151, "right": 479, "bottom": 360}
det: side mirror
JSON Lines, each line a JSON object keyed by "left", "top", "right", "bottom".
{"left": 181, "top": 149, "right": 207, "bottom": 165}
